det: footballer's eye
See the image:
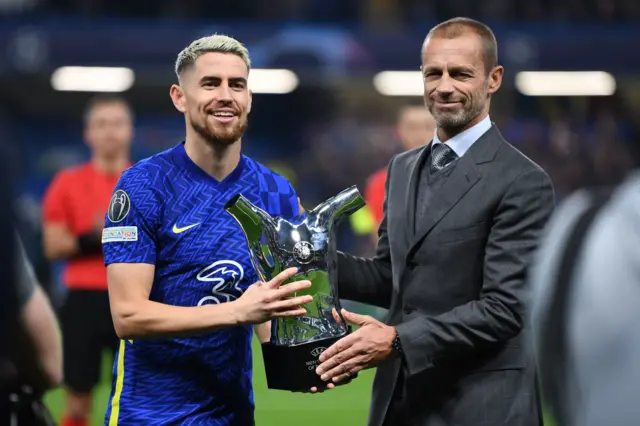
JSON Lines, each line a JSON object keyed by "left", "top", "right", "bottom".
{"left": 200, "top": 78, "right": 220, "bottom": 88}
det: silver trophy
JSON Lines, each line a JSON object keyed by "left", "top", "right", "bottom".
{"left": 224, "top": 186, "right": 365, "bottom": 391}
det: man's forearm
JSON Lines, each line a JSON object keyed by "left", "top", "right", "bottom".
{"left": 337, "top": 252, "right": 392, "bottom": 309}
{"left": 13, "top": 286, "right": 63, "bottom": 391}
{"left": 395, "top": 295, "right": 522, "bottom": 377}
{"left": 113, "top": 300, "right": 243, "bottom": 339}
{"left": 44, "top": 226, "right": 102, "bottom": 261}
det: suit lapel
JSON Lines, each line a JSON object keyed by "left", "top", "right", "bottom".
{"left": 405, "top": 144, "right": 431, "bottom": 243}
{"left": 406, "top": 125, "right": 502, "bottom": 260}
{"left": 407, "top": 154, "right": 480, "bottom": 258}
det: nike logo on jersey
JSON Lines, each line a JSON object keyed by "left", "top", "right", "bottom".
{"left": 172, "top": 222, "right": 200, "bottom": 234}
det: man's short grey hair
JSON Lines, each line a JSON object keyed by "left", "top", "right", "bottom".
{"left": 174, "top": 34, "right": 251, "bottom": 79}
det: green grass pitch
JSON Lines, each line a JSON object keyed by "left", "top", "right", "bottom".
{"left": 43, "top": 337, "right": 374, "bottom": 426}
{"left": 43, "top": 337, "right": 554, "bottom": 426}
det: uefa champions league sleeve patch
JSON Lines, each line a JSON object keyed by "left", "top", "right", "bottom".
{"left": 108, "top": 189, "right": 131, "bottom": 223}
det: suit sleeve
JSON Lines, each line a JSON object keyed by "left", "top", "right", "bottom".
{"left": 396, "top": 167, "right": 555, "bottom": 377}
{"left": 337, "top": 160, "right": 394, "bottom": 309}
{"left": 102, "top": 167, "right": 160, "bottom": 266}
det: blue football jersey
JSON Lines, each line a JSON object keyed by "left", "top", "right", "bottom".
{"left": 101, "top": 142, "right": 299, "bottom": 426}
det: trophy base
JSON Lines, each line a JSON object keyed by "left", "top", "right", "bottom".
{"left": 260, "top": 333, "right": 357, "bottom": 392}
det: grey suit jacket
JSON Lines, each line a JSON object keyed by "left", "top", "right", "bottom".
{"left": 337, "top": 125, "right": 555, "bottom": 426}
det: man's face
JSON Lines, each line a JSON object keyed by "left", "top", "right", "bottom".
{"left": 421, "top": 33, "right": 502, "bottom": 131}
{"left": 172, "top": 52, "right": 252, "bottom": 146}
{"left": 85, "top": 102, "right": 133, "bottom": 158}
{"left": 397, "top": 107, "right": 436, "bottom": 151}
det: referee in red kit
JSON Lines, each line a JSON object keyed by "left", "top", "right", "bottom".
{"left": 41, "top": 95, "right": 133, "bottom": 426}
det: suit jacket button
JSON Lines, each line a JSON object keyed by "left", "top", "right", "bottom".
{"left": 407, "top": 261, "right": 416, "bottom": 270}
{"left": 404, "top": 305, "right": 414, "bottom": 314}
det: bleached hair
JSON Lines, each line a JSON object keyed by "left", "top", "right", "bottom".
{"left": 174, "top": 34, "right": 251, "bottom": 78}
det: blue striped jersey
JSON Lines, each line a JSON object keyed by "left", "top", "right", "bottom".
{"left": 101, "top": 141, "right": 299, "bottom": 425}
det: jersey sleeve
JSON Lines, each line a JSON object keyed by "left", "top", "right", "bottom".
{"left": 102, "top": 167, "right": 160, "bottom": 266}
{"left": 42, "top": 171, "right": 71, "bottom": 226}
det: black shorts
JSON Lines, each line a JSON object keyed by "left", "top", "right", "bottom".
{"left": 59, "top": 289, "right": 118, "bottom": 393}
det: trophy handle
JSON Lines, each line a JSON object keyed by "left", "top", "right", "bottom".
{"left": 225, "top": 194, "right": 277, "bottom": 243}
{"left": 225, "top": 194, "right": 282, "bottom": 283}
{"left": 310, "top": 186, "right": 365, "bottom": 228}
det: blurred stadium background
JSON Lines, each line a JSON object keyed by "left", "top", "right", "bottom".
{"left": 2, "top": 0, "right": 639, "bottom": 424}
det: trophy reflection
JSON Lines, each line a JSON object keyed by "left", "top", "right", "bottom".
{"left": 224, "top": 186, "right": 365, "bottom": 391}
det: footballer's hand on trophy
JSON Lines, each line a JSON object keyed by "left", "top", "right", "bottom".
{"left": 234, "top": 267, "right": 312, "bottom": 325}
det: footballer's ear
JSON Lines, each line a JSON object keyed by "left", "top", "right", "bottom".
{"left": 169, "top": 84, "right": 187, "bottom": 113}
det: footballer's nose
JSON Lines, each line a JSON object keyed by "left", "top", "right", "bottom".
{"left": 215, "top": 84, "right": 233, "bottom": 102}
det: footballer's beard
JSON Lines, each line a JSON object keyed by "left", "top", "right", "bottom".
{"left": 191, "top": 114, "right": 249, "bottom": 147}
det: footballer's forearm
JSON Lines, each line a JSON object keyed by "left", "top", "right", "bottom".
{"left": 254, "top": 321, "right": 271, "bottom": 343}
{"left": 112, "top": 300, "right": 242, "bottom": 339}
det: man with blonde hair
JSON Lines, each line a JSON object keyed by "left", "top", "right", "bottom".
{"left": 102, "top": 34, "right": 311, "bottom": 425}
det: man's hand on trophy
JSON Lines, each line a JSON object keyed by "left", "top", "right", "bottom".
{"left": 297, "top": 197, "right": 305, "bottom": 215}
{"left": 315, "top": 308, "right": 396, "bottom": 385}
{"left": 233, "top": 267, "right": 313, "bottom": 325}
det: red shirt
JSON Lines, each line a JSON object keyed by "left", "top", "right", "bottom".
{"left": 364, "top": 167, "right": 388, "bottom": 227}
{"left": 42, "top": 162, "right": 128, "bottom": 290}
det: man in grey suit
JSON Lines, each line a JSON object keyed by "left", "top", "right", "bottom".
{"left": 315, "top": 17, "right": 555, "bottom": 426}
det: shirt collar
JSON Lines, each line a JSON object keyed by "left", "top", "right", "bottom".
{"left": 431, "top": 115, "right": 492, "bottom": 158}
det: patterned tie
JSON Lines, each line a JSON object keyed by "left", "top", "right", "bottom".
{"left": 430, "top": 143, "right": 459, "bottom": 174}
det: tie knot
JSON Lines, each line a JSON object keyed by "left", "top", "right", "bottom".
{"left": 431, "top": 143, "right": 458, "bottom": 173}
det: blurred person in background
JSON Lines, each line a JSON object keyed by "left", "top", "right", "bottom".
{"left": 530, "top": 145, "right": 640, "bottom": 425}
{"left": 1, "top": 148, "right": 60, "bottom": 424}
{"left": 41, "top": 95, "right": 133, "bottom": 426}
{"left": 364, "top": 105, "right": 436, "bottom": 240}
{"left": 1, "top": 233, "right": 61, "bottom": 425}
{"left": 101, "top": 34, "right": 311, "bottom": 425}
{"left": 315, "top": 17, "right": 554, "bottom": 426}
